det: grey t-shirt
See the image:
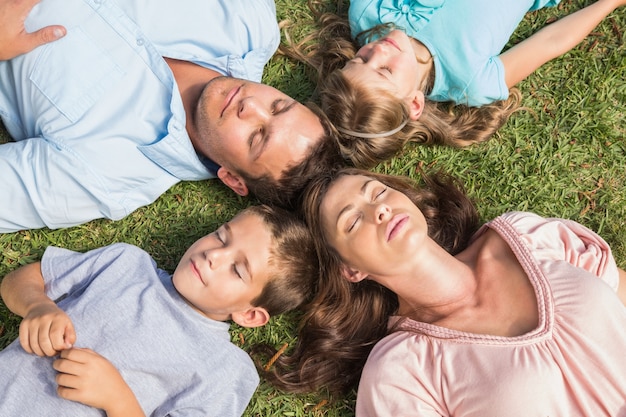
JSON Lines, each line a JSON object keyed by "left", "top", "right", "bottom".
{"left": 0, "top": 243, "right": 258, "bottom": 416}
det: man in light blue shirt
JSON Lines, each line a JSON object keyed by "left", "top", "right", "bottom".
{"left": 0, "top": 0, "right": 340, "bottom": 233}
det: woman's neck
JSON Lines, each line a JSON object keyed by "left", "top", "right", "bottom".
{"left": 387, "top": 229, "right": 538, "bottom": 337}
{"left": 374, "top": 236, "right": 478, "bottom": 323}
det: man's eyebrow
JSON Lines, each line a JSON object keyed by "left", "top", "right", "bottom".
{"left": 252, "top": 100, "right": 298, "bottom": 161}
{"left": 335, "top": 179, "right": 374, "bottom": 225}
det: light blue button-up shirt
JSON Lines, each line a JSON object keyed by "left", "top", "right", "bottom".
{"left": 0, "top": 0, "right": 279, "bottom": 232}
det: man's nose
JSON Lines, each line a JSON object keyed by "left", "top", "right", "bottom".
{"left": 239, "top": 97, "right": 270, "bottom": 120}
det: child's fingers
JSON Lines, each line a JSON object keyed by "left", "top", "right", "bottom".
{"left": 64, "top": 322, "right": 76, "bottom": 348}
{"left": 18, "top": 320, "right": 35, "bottom": 355}
{"left": 50, "top": 319, "right": 74, "bottom": 351}
{"left": 18, "top": 319, "right": 54, "bottom": 356}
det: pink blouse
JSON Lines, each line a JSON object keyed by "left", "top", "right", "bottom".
{"left": 356, "top": 212, "right": 626, "bottom": 417}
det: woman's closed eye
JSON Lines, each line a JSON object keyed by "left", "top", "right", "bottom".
{"left": 347, "top": 213, "right": 362, "bottom": 233}
{"left": 373, "top": 186, "right": 387, "bottom": 201}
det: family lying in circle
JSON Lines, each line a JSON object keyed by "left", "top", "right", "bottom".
{"left": 1, "top": 0, "right": 625, "bottom": 416}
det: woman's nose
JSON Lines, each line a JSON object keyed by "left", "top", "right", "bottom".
{"left": 374, "top": 203, "right": 391, "bottom": 223}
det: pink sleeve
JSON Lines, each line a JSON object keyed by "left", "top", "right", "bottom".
{"left": 500, "top": 212, "right": 620, "bottom": 292}
{"left": 355, "top": 333, "right": 444, "bottom": 417}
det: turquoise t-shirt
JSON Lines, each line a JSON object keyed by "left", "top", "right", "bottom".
{"left": 349, "top": 0, "right": 561, "bottom": 106}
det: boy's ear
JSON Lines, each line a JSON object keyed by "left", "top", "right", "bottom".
{"left": 217, "top": 167, "right": 249, "bottom": 196}
{"left": 408, "top": 90, "right": 425, "bottom": 121}
{"left": 231, "top": 306, "right": 270, "bottom": 328}
{"left": 341, "top": 265, "right": 368, "bottom": 283}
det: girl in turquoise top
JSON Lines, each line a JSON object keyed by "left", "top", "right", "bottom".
{"left": 288, "top": 0, "right": 624, "bottom": 168}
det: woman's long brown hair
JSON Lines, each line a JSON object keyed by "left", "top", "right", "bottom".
{"left": 256, "top": 168, "right": 479, "bottom": 395}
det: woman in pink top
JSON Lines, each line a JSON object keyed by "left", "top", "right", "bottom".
{"left": 262, "top": 167, "right": 626, "bottom": 416}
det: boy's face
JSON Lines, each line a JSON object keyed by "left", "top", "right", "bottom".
{"left": 172, "top": 212, "right": 273, "bottom": 322}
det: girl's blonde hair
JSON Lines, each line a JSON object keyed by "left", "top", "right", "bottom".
{"left": 281, "top": 0, "right": 522, "bottom": 169}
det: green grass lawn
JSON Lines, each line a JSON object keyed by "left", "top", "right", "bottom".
{"left": 1, "top": 1, "right": 625, "bottom": 415}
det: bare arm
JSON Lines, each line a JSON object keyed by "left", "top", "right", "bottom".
{"left": 0, "top": 262, "right": 75, "bottom": 356}
{"left": 0, "top": 0, "right": 66, "bottom": 60}
{"left": 618, "top": 268, "right": 626, "bottom": 306}
{"left": 500, "top": 0, "right": 625, "bottom": 88}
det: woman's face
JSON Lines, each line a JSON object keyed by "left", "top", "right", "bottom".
{"left": 341, "top": 30, "right": 421, "bottom": 105}
{"left": 320, "top": 174, "right": 428, "bottom": 278}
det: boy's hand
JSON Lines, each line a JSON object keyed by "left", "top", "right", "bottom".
{"left": 0, "top": 0, "right": 66, "bottom": 60}
{"left": 19, "top": 301, "right": 76, "bottom": 356}
{"left": 53, "top": 348, "right": 141, "bottom": 414}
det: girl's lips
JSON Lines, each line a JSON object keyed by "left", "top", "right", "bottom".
{"left": 220, "top": 86, "right": 240, "bottom": 117}
{"left": 380, "top": 37, "right": 400, "bottom": 51}
{"left": 386, "top": 214, "right": 408, "bottom": 241}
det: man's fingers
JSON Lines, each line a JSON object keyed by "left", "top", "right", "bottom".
{"left": 28, "top": 25, "right": 66, "bottom": 47}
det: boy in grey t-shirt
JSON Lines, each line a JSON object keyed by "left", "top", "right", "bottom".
{"left": 0, "top": 205, "right": 317, "bottom": 417}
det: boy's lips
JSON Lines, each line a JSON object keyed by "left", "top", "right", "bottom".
{"left": 220, "top": 85, "right": 241, "bottom": 117}
{"left": 386, "top": 214, "right": 408, "bottom": 241}
{"left": 190, "top": 260, "right": 206, "bottom": 286}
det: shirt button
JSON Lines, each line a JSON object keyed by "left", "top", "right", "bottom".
{"left": 401, "top": 4, "right": 410, "bottom": 13}
{"left": 136, "top": 38, "right": 145, "bottom": 46}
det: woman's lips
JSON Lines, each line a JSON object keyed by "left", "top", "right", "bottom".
{"left": 386, "top": 214, "right": 408, "bottom": 241}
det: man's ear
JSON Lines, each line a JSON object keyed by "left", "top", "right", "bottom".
{"left": 408, "top": 90, "right": 425, "bottom": 121}
{"left": 231, "top": 306, "right": 270, "bottom": 328}
{"left": 217, "top": 167, "right": 249, "bottom": 196}
{"left": 341, "top": 265, "right": 368, "bottom": 283}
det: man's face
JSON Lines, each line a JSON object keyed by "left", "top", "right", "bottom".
{"left": 195, "top": 77, "right": 325, "bottom": 194}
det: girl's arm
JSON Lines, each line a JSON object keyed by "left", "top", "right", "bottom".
{"left": 54, "top": 348, "right": 145, "bottom": 417}
{"left": 500, "top": 0, "right": 625, "bottom": 88}
{"left": 0, "top": 262, "right": 76, "bottom": 356}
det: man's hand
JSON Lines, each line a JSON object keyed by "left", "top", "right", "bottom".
{"left": 0, "top": 0, "right": 66, "bottom": 60}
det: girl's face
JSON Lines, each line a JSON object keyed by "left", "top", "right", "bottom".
{"left": 320, "top": 174, "right": 428, "bottom": 278}
{"left": 342, "top": 30, "right": 421, "bottom": 106}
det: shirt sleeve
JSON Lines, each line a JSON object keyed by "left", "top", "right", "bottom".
{"left": 40, "top": 243, "right": 141, "bottom": 302}
{"left": 497, "top": 212, "right": 619, "bottom": 292}
{"left": 355, "top": 332, "right": 445, "bottom": 417}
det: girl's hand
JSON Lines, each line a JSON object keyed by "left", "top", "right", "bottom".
{"left": 53, "top": 348, "right": 143, "bottom": 415}
{"left": 19, "top": 301, "right": 76, "bottom": 356}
